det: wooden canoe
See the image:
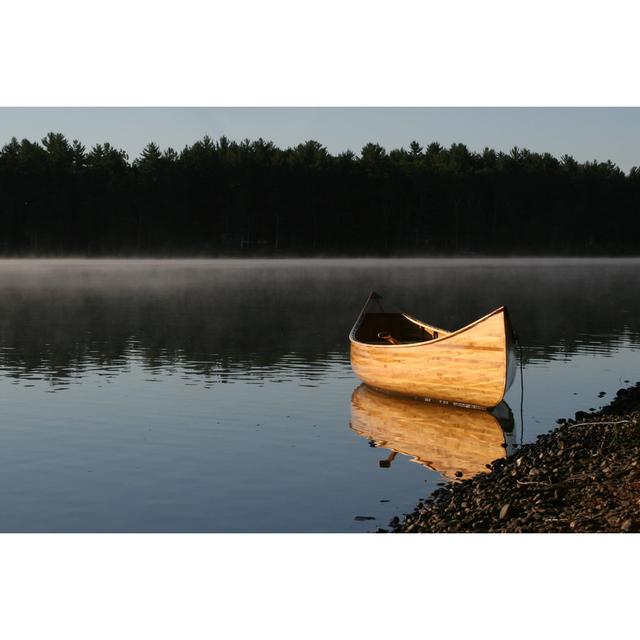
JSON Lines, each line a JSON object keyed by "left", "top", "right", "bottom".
{"left": 349, "top": 292, "right": 516, "bottom": 408}
{"left": 349, "top": 384, "right": 513, "bottom": 480}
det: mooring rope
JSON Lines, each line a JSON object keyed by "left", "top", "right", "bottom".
{"left": 516, "top": 335, "right": 525, "bottom": 446}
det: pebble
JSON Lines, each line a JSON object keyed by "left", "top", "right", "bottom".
{"left": 388, "top": 382, "right": 640, "bottom": 534}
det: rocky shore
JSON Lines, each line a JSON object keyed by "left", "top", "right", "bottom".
{"left": 388, "top": 383, "right": 640, "bottom": 533}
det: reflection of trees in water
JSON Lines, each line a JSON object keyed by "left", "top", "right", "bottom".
{"left": 0, "top": 260, "right": 638, "bottom": 381}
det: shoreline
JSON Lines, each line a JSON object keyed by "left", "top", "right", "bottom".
{"left": 387, "top": 383, "right": 640, "bottom": 533}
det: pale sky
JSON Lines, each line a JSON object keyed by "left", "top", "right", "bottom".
{"left": 1, "top": 107, "right": 639, "bottom": 172}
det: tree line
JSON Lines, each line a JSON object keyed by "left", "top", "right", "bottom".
{"left": 0, "top": 133, "right": 638, "bottom": 255}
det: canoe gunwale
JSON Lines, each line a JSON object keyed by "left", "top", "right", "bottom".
{"left": 400, "top": 312, "right": 450, "bottom": 339}
{"left": 349, "top": 304, "right": 507, "bottom": 350}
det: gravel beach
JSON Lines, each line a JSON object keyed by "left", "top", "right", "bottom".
{"left": 388, "top": 383, "right": 640, "bottom": 533}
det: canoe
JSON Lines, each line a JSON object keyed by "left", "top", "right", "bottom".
{"left": 349, "top": 384, "right": 514, "bottom": 480}
{"left": 349, "top": 292, "right": 516, "bottom": 408}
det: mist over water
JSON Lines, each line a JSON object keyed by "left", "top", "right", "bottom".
{"left": 0, "top": 258, "right": 638, "bottom": 531}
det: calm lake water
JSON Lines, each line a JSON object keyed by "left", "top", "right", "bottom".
{"left": 0, "top": 258, "right": 638, "bottom": 532}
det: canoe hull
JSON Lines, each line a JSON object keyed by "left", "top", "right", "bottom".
{"left": 350, "top": 306, "right": 514, "bottom": 408}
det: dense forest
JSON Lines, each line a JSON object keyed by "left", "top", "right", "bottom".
{"left": 0, "top": 133, "right": 639, "bottom": 255}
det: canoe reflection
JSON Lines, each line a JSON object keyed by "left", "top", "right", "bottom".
{"left": 350, "top": 385, "right": 514, "bottom": 480}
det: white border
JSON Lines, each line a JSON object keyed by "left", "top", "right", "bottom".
{"left": 1, "top": 534, "right": 637, "bottom": 639}
{"left": 2, "top": 1, "right": 640, "bottom": 105}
